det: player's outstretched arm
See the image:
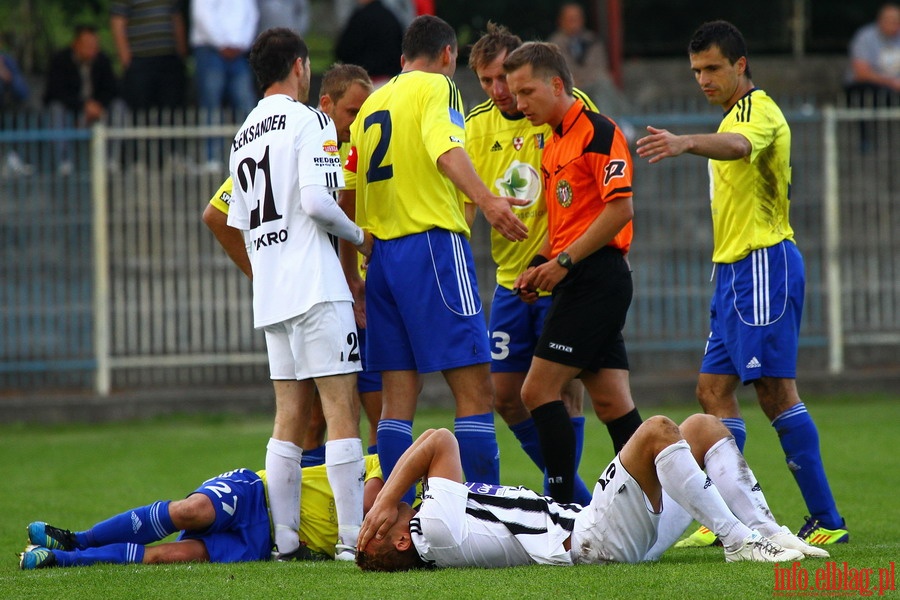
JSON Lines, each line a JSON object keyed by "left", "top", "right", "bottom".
{"left": 436, "top": 147, "right": 529, "bottom": 242}
{"left": 636, "top": 126, "right": 751, "bottom": 163}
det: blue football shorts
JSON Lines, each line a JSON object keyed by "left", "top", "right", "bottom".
{"left": 700, "top": 240, "right": 804, "bottom": 383}
{"left": 365, "top": 229, "right": 491, "bottom": 373}
{"left": 177, "top": 468, "right": 273, "bottom": 563}
{"left": 488, "top": 286, "right": 552, "bottom": 373}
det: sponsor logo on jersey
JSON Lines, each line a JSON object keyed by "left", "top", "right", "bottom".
{"left": 450, "top": 135, "right": 462, "bottom": 144}
{"left": 490, "top": 140, "right": 503, "bottom": 152}
{"left": 555, "top": 179, "right": 573, "bottom": 208}
{"left": 323, "top": 140, "right": 339, "bottom": 154}
{"left": 534, "top": 133, "right": 545, "bottom": 149}
{"left": 512, "top": 136, "right": 524, "bottom": 150}
{"left": 496, "top": 160, "right": 540, "bottom": 208}
{"left": 602, "top": 159, "right": 628, "bottom": 185}
{"left": 746, "top": 356, "right": 761, "bottom": 369}
{"left": 253, "top": 228, "right": 289, "bottom": 251}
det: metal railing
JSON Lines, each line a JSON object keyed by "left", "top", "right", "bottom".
{"left": 1, "top": 102, "right": 897, "bottom": 396}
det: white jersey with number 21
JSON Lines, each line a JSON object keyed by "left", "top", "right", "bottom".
{"left": 228, "top": 93, "right": 350, "bottom": 328}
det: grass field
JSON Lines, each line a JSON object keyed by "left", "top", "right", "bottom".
{"left": 2, "top": 395, "right": 898, "bottom": 599}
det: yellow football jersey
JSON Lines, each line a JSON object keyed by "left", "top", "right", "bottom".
{"left": 709, "top": 89, "right": 794, "bottom": 263}
{"left": 349, "top": 70, "right": 469, "bottom": 240}
{"left": 256, "top": 454, "right": 383, "bottom": 558}
{"left": 465, "top": 89, "right": 597, "bottom": 290}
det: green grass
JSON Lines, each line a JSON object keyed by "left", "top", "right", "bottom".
{"left": 2, "top": 396, "right": 898, "bottom": 599}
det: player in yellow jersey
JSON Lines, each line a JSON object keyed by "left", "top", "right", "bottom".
{"left": 21, "top": 456, "right": 383, "bottom": 569}
{"left": 465, "top": 23, "right": 642, "bottom": 505}
{"left": 345, "top": 15, "right": 527, "bottom": 502}
{"left": 637, "top": 20, "right": 847, "bottom": 546}
{"left": 201, "top": 63, "right": 381, "bottom": 465}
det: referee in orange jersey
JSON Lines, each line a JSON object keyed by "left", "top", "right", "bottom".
{"left": 504, "top": 41, "right": 641, "bottom": 503}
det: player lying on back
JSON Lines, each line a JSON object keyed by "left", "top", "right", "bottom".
{"left": 19, "top": 456, "right": 383, "bottom": 569}
{"left": 355, "top": 419, "right": 828, "bottom": 571}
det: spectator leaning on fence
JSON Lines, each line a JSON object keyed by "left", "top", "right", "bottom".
{"left": 845, "top": 2, "right": 900, "bottom": 104}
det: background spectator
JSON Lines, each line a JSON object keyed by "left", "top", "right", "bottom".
{"left": 192, "top": 0, "right": 259, "bottom": 170}
{"left": 0, "top": 34, "right": 32, "bottom": 176}
{"left": 845, "top": 2, "right": 900, "bottom": 104}
{"left": 110, "top": 0, "right": 188, "bottom": 116}
{"left": 256, "top": 0, "right": 309, "bottom": 37}
{"left": 335, "top": 0, "right": 403, "bottom": 87}
{"left": 43, "top": 24, "right": 124, "bottom": 174}
{"left": 548, "top": 2, "right": 627, "bottom": 119}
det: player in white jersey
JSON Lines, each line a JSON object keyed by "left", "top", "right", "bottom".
{"left": 355, "top": 421, "right": 827, "bottom": 571}
{"left": 226, "top": 28, "right": 373, "bottom": 561}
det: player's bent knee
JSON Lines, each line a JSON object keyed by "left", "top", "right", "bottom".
{"left": 169, "top": 495, "right": 216, "bottom": 530}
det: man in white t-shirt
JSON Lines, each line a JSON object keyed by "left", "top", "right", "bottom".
{"left": 227, "top": 27, "right": 373, "bottom": 562}
{"left": 354, "top": 418, "right": 828, "bottom": 571}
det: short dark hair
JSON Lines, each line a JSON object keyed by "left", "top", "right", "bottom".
{"left": 356, "top": 539, "right": 429, "bottom": 572}
{"left": 468, "top": 22, "right": 522, "bottom": 72}
{"left": 73, "top": 24, "right": 98, "bottom": 37}
{"left": 250, "top": 28, "right": 309, "bottom": 91}
{"left": 688, "top": 20, "right": 751, "bottom": 79}
{"left": 503, "top": 41, "right": 574, "bottom": 95}
{"left": 402, "top": 15, "right": 457, "bottom": 62}
{"left": 320, "top": 63, "right": 373, "bottom": 103}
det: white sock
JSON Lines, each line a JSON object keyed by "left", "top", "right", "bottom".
{"left": 655, "top": 440, "right": 751, "bottom": 551}
{"left": 266, "top": 437, "right": 303, "bottom": 554}
{"left": 643, "top": 490, "right": 693, "bottom": 560}
{"left": 704, "top": 437, "right": 781, "bottom": 537}
{"left": 326, "top": 437, "right": 365, "bottom": 547}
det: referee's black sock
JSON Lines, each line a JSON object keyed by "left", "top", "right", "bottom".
{"left": 606, "top": 407, "right": 643, "bottom": 454}
{"left": 530, "top": 400, "right": 575, "bottom": 503}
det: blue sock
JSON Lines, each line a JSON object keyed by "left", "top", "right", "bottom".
{"left": 570, "top": 416, "right": 592, "bottom": 505}
{"left": 509, "top": 417, "right": 546, "bottom": 472}
{"left": 301, "top": 445, "right": 326, "bottom": 468}
{"left": 79, "top": 500, "right": 177, "bottom": 548}
{"left": 53, "top": 543, "right": 145, "bottom": 567}
{"left": 772, "top": 403, "right": 843, "bottom": 529}
{"left": 720, "top": 417, "right": 747, "bottom": 453}
{"left": 455, "top": 412, "right": 500, "bottom": 484}
{"left": 367, "top": 443, "right": 378, "bottom": 456}
{"left": 376, "top": 418, "right": 416, "bottom": 504}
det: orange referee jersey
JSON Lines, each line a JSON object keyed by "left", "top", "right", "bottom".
{"left": 542, "top": 99, "right": 633, "bottom": 256}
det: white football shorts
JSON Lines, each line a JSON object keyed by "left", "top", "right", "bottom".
{"left": 264, "top": 300, "right": 362, "bottom": 380}
{"left": 569, "top": 455, "right": 661, "bottom": 565}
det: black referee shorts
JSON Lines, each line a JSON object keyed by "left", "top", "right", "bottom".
{"left": 534, "top": 246, "right": 632, "bottom": 372}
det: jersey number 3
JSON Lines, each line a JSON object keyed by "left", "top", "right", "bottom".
{"left": 364, "top": 110, "right": 394, "bottom": 183}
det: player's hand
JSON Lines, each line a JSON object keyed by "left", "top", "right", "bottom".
{"left": 512, "top": 270, "right": 539, "bottom": 304}
{"left": 481, "top": 196, "right": 528, "bottom": 242}
{"left": 635, "top": 126, "right": 689, "bottom": 163}
{"left": 521, "top": 260, "right": 568, "bottom": 294}
{"left": 357, "top": 499, "right": 399, "bottom": 552}
{"left": 355, "top": 230, "right": 374, "bottom": 258}
{"left": 347, "top": 274, "right": 367, "bottom": 329}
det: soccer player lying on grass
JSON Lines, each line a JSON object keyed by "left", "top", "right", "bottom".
{"left": 19, "top": 456, "right": 383, "bottom": 570}
{"left": 355, "top": 416, "right": 829, "bottom": 571}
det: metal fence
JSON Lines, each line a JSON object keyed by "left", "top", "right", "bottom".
{"left": 1, "top": 100, "right": 898, "bottom": 396}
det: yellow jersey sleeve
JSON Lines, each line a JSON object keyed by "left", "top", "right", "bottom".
{"left": 208, "top": 177, "right": 234, "bottom": 215}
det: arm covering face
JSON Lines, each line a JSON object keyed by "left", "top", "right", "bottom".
{"left": 300, "top": 184, "right": 365, "bottom": 246}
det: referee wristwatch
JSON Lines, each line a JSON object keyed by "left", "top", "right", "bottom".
{"left": 556, "top": 251, "right": 574, "bottom": 270}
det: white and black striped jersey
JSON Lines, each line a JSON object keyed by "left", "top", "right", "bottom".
{"left": 411, "top": 477, "right": 583, "bottom": 568}
{"left": 228, "top": 94, "right": 350, "bottom": 327}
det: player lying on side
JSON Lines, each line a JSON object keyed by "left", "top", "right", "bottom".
{"left": 355, "top": 418, "right": 829, "bottom": 571}
{"left": 19, "top": 456, "right": 383, "bottom": 570}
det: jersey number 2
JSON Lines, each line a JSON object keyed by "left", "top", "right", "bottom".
{"left": 364, "top": 110, "right": 394, "bottom": 183}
